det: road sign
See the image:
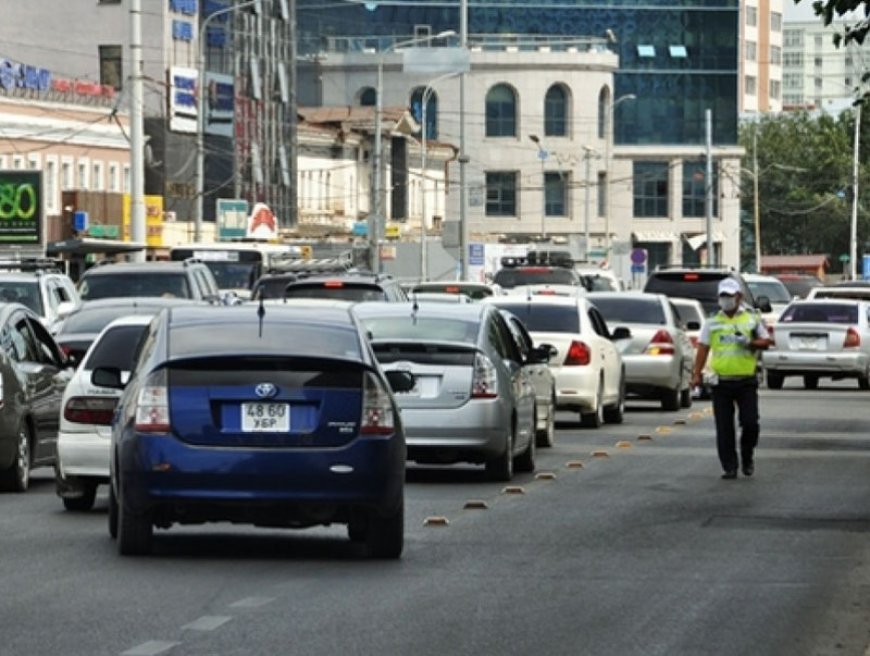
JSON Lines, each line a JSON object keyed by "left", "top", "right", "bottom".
{"left": 630, "top": 248, "right": 647, "bottom": 265}
{"left": 469, "top": 243, "right": 485, "bottom": 266}
{"left": 839, "top": 253, "right": 850, "bottom": 263}
{"left": 630, "top": 263, "right": 646, "bottom": 274}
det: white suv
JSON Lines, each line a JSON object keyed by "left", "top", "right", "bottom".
{"left": 0, "top": 260, "right": 80, "bottom": 333}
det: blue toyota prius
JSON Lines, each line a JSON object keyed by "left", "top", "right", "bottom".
{"left": 93, "top": 303, "right": 407, "bottom": 558}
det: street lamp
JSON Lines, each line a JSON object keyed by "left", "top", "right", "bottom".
{"left": 850, "top": 102, "right": 861, "bottom": 280}
{"left": 603, "top": 93, "right": 635, "bottom": 260}
{"left": 195, "top": 0, "right": 260, "bottom": 242}
{"left": 420, "top": 71, "right": 460, "bottom": 281}
{"left": 582, "top": 145, "right": 596, "bottom": 260}
{"left": 371, "top": 30, "right": 456, "bottom": 273}
{"left": 528, "top": 135, "right": 548, "bottom": 240}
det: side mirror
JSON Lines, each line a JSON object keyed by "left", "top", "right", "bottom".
{"left": 528, "top": 343, "right": 556, "bottom": 363}
{"left": 91, "top": 366, "right": 125, "bottom": 390}
{"left": 755, "top": 294, "right": 772, "bottom": 314}
{"left": 384, "top": 370, "right": 416, "bottom": 394}
{"left": 56, "top": 300, "right": 76, "bottom": 319}
{"left": 686, "top": 320, "right": 701, "bottom": 331}
{"left": 611, "top": 326, "right": 632, "bottom": 341}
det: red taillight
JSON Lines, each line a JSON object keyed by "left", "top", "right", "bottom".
{"left": 535, "top": 289, "right": 557, "bottom": 295}
{"left": 646, "top": 329, "right": 675, "bottom": 356}
{"left": 323, "top": 280, "right": 345, "bottom": 288}
{"left": 361, "top": 371, "right": 395, "bottom": 435}
{"left": 471, "top": 352, "right": 498, "bottom": 398}
{"left": 564, "top": 340, "right": 591, "bottom": 366}
{"left": 683, "top": 273, "right": 699, "bottom": 281}
{"left": 445, "top": 286, "right": 460, "bottom": 293}
{"left": 135, "top": 369, "right": 170, "bottom": 433}
{"left": 844, "top": 326, "right": 861, "bottom": 348}
{"left": 64, "top": 397, "right": 117, "bottom": 425}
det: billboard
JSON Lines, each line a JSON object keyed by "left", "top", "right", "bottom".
{"left": 169, "top": 66, "right": 198, "bottom": 133}
{"left": 122, "top": 195, "right": 164, "bottom": 246}
{"left": 0, "top": 170, "right": 42, "bottom": 246}
{"left": 217, "top": 199, "right": 249, "bottom": 241}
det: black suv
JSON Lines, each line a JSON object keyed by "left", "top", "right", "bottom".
{"left": 77, "top": 259, "right": 222, "bottom": 304}
{"left": 253, "top": 255, "right": 407, "bottom": 302}
{"left": 643, "top": 267, "right": 771, "bottom": 316}
{"left": 492, "top": 251, "right": 586, "bottom": 291}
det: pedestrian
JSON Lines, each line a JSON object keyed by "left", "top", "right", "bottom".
{"left": 691, "top": 278, "right": 771, "bottom": 479}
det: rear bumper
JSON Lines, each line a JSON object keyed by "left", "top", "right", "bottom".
{"left": 762, "top": 351, "right": 869, "bottom": 375}
{"left": 622, "top": 354, "right": 681, "bottom": 393}
{"left": 118, "top": 431, "right": 406, "bottom": 523}
{"left": 551, "top": 366, "right": 598, "bottom": 412}
{"left": 57, "top": 430, "right": 110, "bottom": 479}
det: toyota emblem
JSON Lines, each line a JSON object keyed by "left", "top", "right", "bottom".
{"left": 255, "top": 383, "right": 278, "bottom": 398}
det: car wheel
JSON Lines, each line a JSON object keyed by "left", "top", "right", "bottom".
{"left": 661, "top": 385, "right": 681, "bottom": 411}
{"left": 365, "top": 494, "right": 404, "bottom": 559}
{"left": 514, "top": 416, "right": 536, "bottom": 473}
{"left": 536, "top": 395, "right": 556, "bottom": 447}
{"left": 603, "top": 373, "right": 625, "bottom": 424}
{"left": 486, "top": 425, "right": 514, "bottom": 482}
{"left": 117, "top": 481, "right": 153, "bottom": 556}
{"left": 0, "top": 423, "right": 32, "bottom": 493}
{"left": 108, "top": 483, "right": 119, "bottom": 540}
{"left": 859, "top": 374, "right": 870, "bottom": 390}
{"left": 803, "top": 375, "right": 819, "bottom": 390}
{"left": 680, "top": 384, "right": 693, "bottom": 409}
{"left": 767, "top": 371, "right": 784, "bottom": 390}
{"left": 581, "top": 381, "right": 604, "bottom": 428}
{"left": 62, "top": 482, "right": 97, "bottom": 512}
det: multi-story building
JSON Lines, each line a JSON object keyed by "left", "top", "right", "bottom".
{"left": 740, "top": 0, "right": 784, "bottom": 113}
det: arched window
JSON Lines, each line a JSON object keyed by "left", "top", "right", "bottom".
{"left": 598, "top": 86, "right": 611, "bottom": 139}
{"left": 544, "top": 84, "right": 568, "bottom": 137}
{"left": 359, "top": 86, "right": 377, "bottom": 106}
{"left": 410, "top": 87, "right": 438, "bottom": 140}
{"left": 485, "top": 84, "right": 517, "bottom": 137}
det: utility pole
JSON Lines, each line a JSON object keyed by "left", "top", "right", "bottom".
{"left": 458, "top": 0, "right": 469, "bottom": 280}
{"left": 705, "top": 109, "right": 714, "bottom": 266}
{"left": 129, "top": 0, "right": 146, "bottom": 261}
{"left": 753, "top": 126, "right": 761, "bottom": 272}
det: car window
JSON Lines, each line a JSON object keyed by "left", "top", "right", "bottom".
{"left": 673, "top": 302, "right": 703, "bottom": 325}
{"left": 0, "top": 281, "right": 43, "bottom": 314}
{"left": 84, "top": 324, "right": 149, "bottom": 371}
{"left": 28, "top": 317, "right": 63, "bottom": 365}
{"left": 79, "top": 273, "right": 191, "bottom": 300}
{"left": 284, "top": 283, "right": 386, "bottom": 302}
{"left": 505, "top": 316, "right": 533, "bottom": 359}
{"left": 492, "top": 312, "right": 522, "bottom": 362}
{"left": 780, "top": 303, "right": 859, "bottom": 324}
{"left": 591, "top": 296, "right": 666, "bottom": 325}
{"left": 492, "top": 267, "right": 577, "bottom": 288}
{"left": 587, "top": 307, "right": 611, "bottom": 337}
{"left": 363, "top": 316, "right": 479, "bottom": 343}
{"left": 490, "top": 303, "right": 580, "bottom": 333}
{"left": 9, "top": 315, "right": 40, "bottom": 362}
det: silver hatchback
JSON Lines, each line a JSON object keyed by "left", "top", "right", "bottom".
{"left": 763, "top": 299, "right": 870, "bottom": 390}
{"left": 354, "top": 302, "right": 537, "bottom": 481}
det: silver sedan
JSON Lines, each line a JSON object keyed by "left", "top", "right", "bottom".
{"left": 762, "top": 299, "right": 870, "bottom": 390}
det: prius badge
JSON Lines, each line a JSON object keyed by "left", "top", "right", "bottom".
{"left": 255, "top": 383, "right": 278, "bottom": 398}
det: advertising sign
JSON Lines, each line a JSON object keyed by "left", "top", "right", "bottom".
{"left": 169, "top": 66, "right": 198, "bottom": 134}
{"left": 247, "top": 202, "right": 277, "bottom": 239}
{"left": 122, "top": 195, "right": 164, "bottom": 246}
{"left": 0, "top": 171, "right": 42, "bottom": 246}
{"left": 205, "top": 72, "right": 234, "bottom": 138}
{"left": 217, "top": 199, "right": 249, "bottom": 241}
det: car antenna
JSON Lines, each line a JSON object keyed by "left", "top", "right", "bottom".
{"left": 411, "top": 293, "right": 419, "bottom": 325}
{"left": 257, "top": 293, "right": 266, "bottom": 338}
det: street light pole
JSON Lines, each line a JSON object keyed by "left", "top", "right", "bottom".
{"left": 583, "top": 145, "right": 595, "bottom": 261}
{"left": 528, "top": 135, "right": 547, "bottom": 240}
{"left": 196, "top": 0, "right": 260, "bottom": 242}
{"left": 603, "top": 93, "right": 635, "bottom": 262}
{"left": 371, "top": 30, "right": 455, "bottom": 274}
{"left": 753, "top": 126, "right": 761, "bottom": 272}
{"left": 850, "top": 103, "right": 861, "bottom": 280}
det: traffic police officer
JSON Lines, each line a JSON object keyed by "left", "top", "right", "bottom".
{"left": 692, "top": 278, "right": 771, "bottom": 479}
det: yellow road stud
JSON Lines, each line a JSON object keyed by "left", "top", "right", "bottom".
{"left": 423, "top": 516, "right": 450, "bottom": 526}
{"left": 535, "top": 471, "right": 557, "bottom": 480}
{"left": 655, "top": 426, "right": 673, "bottom": 434}
{"left": 463, "top": 500, "right": 489, "bottom": 510}
{"left": 637, "top": 434, "right": 653, "bottom": 441}
{"left": 565, "top": 460, "right": 585, "bottom": 468}
{"left": 592, "top": 450, "right": 610, "bottom": 458}
{"left": 615, "top": 441, "right": 633, "bottom": 448}
{"left": 502, "top": 486, "right": 526, "bottom": 495}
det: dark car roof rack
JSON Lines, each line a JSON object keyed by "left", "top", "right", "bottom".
{"left": 0, "top": 257, "right": 64, "bottom": 274}
{"left": 266, "top": 251, "right": 356, "bottom": 275}
{"left": 500, "top": 250, "right": 574, "bottom": 269}
{"left": 652, "top": 264, "right": 736, "bottom": 272}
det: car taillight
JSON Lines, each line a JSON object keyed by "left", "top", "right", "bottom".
{"left": 135, "top": 368, "right": 170, "bottom": 433}
{"left": 471, "top": 352, "right": 498, "bottom": 398}
{"left": 646, "top": 329, "right": 675, "bottom": 356}
{"left": 361, "top": 371, "right": 395, "bottom": 435}
{"left": 844, "top": 326, "right": 861, "bottom": 348}
{"left": 564, "top": 340, "right": 591, "bottom": 366}
{"left": 64, "top": 397, "right": 117, "bottom": 425}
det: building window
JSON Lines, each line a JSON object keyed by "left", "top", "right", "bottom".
{"left": 815, "top": 36, "right": 823, "bottom": 48}
{"left": 12, "top": 155, "right": 23, "bottom": 170}
{"left": 77, "top": 159, "right": 89, "bottom": 189}
{"left": 771, "top": 46, "right": 782, "bottom": 65}
{"left": 45, "top": 157, "right": 58, "bottom": 214}
{"left": 485, "top": 171, "right": 517, "bottom": 216}
{"left": 814, "top": 57, "right": 823, "bottom": 68}
{"left": 784, "top": 52, "right": 803, "bottom": 66}
{"left": 682, "top": 161, "right": 717, "bottom": 218}
{"left": 815, "top": 77, "right": 823, "bottom": 90}
{"left": 108, "top": 163, "right": 119, "bottom": 192}
{"left": 597, "top": 172, "right": 607, "bottom": 218}
{"left": 784, "top": 30, "right": 803, "bottom": 47}
{"left": 637, "top": 45, "right": 655, "bottom": 58}
{"left": 410, "top": 87, "right": 438, "bottom": 140}
{"left": 485, "top": 84, "right": 517, "bottom": 137}
{"left": 358, "top": 87, "right": 376, "bottom": 106}
{"left": 746, "top": 41, "right": 757, "bottom": 62}
{"left": 123, "top": 165, "right": 130, "bottom": 193}
{"left": 770, "top": 79, "right": 782, "bottom": 99}
{"left": 92, "top": 161, "right": 104, "bottom": 191}
{"left": 544, "top": 172, "right": 567, "bottom": 216}
{"left": 771, "top": 12, "right": 782, "bottom": 31}
{"left": 746, "top": 5, "right": 757, "bottom": 26}
{"left": 61, "top": 159, "right": 73, "bottom": 190}
{"left": 745, "top": 75, "right": 757, "bottom": 95}
{"left": 99, "top": 45, "right": 123, "bottom": 91}
{"left": 597, "top": 86, "right": 609, "bottom": 139}
{"left": 633, "top": 161, "right": 669, "bottom": 218}
{"left": 544, "top": 84, "right": 568, "bottom": 137}
{"left": 27, "top": 155, "right": 40, "bottom": 170}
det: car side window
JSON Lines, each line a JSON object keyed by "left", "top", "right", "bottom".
{"left": 10, "top": 315, "right": 39, "bottom": 362}
{"left": 492, "top": 312, "right": 523, "bottom": 363}
{"left": 587, "top": 307, "right": 611, "bottom": 338}
{"left": 668, "top": 302, "right": 685, "bottom": 329}
{"left": 506, "top": 317, "right": 532, "bottom": 360}
{"left": 28, "top": 318, "right": 62, "bottom": 366}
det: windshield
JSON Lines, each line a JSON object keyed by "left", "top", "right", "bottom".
{"left": 171, "top": 248, "right": 262, "bottom": 290}
{"left": 748, "top": 280, "right": 791, "bottom": 303}
{"left": 79, "top": 273, "right": 191, "bottom": 300}
{"left": 84, "top": 324, "right": 149, "bottom": 371}
{"left": 672, "top": 302, "right": 703, "bottom": 325}
{"left": 283, "top": 284, "right": 386, "bottom": 302}
{"left": 59, "top": 306, "right": 162, "bottom": 335}
{"left": 492, "top": 268, "right": 577, "bottom": 289}
{"left": 0, "top": 281, "right": 42, "bottom": 314}
{"left": 780, "top": 303, "right": 860, "bottom": 324}
{"left": 589, "top": 297, "right": 666, "bottom": 325}
{"left": 490, "top": 303, "right": 580, "bottom": 333}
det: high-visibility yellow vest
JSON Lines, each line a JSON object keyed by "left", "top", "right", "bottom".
{"left": 708, "top": 310, "right": 758, "bottom": 377}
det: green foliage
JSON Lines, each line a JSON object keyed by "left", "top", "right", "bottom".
{"left": 739, "top": 109, "right": 869, "bottom": 266}
{"left": 805, "top": 0, "right": 870, "bottom": 46}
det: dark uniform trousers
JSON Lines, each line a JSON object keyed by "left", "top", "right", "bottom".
{"left": 711, "top": 376, "right": 760, "bottom": 472}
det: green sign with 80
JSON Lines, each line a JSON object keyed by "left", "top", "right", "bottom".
{"left": 0, "top": 171, "right": 42, "bottom": 245}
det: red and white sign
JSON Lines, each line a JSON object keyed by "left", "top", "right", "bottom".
{"left": 247, "top": 203, "right": 277, "bottom": 239}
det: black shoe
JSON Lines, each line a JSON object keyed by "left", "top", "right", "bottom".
{"left": 721, "top": 470, "right": 737, "bottom": 480}
{"left": 742, "top": 462, "right": 754, "bottom": 477}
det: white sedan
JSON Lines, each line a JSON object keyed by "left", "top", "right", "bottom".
{"left": 55, "top": 314, "right": 155, "bottom": 511}
{"left": 484, "top": 295, "right": 626, "bottom": 427}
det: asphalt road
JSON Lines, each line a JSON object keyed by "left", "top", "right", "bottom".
{"left": 2, "top": 379, "right": 869, "bottom": 656}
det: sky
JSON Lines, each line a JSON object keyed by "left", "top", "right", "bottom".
{"left": 783, "top": 0, "right": 863, "bottom": 23}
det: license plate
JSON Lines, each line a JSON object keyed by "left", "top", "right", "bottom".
{"left": 241, "top": 403, "right": 289, "bottom": 432}
{"left": 800, "top": 336, "right": 819, "bottom": 349}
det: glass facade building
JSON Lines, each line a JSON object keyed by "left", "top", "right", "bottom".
{"left": 297, "top": 0, "right": 740, "bottom": 146}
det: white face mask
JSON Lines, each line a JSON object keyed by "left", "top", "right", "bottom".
{"left": 718, "top": 296, "right": 738, "bottom": 312}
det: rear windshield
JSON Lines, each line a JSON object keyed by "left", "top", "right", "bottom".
{"left": 492, "top": 268, "right": 577, "bottom": 289}
{"left": 373, "top": 343, "right": 476, "bottom": 366}
{"left": 811, "top": 288, "right": 870, "bottom": 300}
{"left": 283, "top": 283, "right": 386, "bottom": 302}
{"left": 168, "top": 358, "right": 362, "bottom": 388}
{"left": 0, "top": 281, "right": 43, "bottom": 314}
{"left": 59, "top": 306, "right": 160, "bottom": 335}
{"left": 254, "top": 276, "right": 297, "bottom": 299}
{"left": 79, "top": 273, "right": 191, "bottom": 300}
{"left": 673, "top": 302, "right": 703, "bottom": 325}
{"left": 84, "top": 324, "right": 148, "bottom": 371}
{"left": 644, "top": 273, "right": 744, "bottom": 315}
{"left": 169, "top": 322, "right": 362, "bottom": 359}
{"left": 778, "top": 277, "right": 820, "bottom": 298}
{"left": 490, "top": 304, "right": 580, "bottom": 333}
{"left": 590, "top": 297, "right": 666, "bottom": 325}
{"left": 780, "top": 304, "right": 860, "bottom": 324}
{"left": 748, "top": 280, "right": 791, "bottom": 303}
{"left": 412, "top": 284, "right": 493, "bottom": 300}
{"left": 362, "top": 316, "right": 479, "bottom": 343}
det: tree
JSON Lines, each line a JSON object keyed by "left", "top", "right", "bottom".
{"left": 802, "top": 0, "right": 870, "bottom": 47}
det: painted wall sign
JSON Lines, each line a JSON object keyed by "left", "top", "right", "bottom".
{"left": 0, "top": 171, "right": 42, "bottom": 245}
